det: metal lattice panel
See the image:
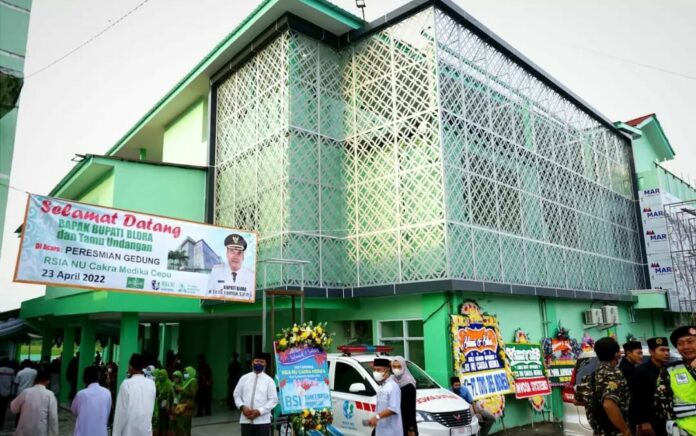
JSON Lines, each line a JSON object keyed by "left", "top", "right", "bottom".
{"left": 212, "top": 7, "right": 646, "bottom": 294}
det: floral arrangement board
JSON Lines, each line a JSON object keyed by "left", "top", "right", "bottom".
{"left": 451, "top": 301, "right": 514, "bottom": 400}
{"left": 275, "top": 322, "right": 333, "bottom": 414}
{"left": 504, "top": 343, "right": 551, "bottom": 399}
{"left": 541, "top": 325, "right": 582, "bottom": 387}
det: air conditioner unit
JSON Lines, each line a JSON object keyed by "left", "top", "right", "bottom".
{"left": 584, "top": 309, "right": 603, "bottom": 325}
{"left": 602, "top": 305, "right": 620, "bottom": 325}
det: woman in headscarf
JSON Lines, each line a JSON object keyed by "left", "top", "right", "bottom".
{"left": 170, "top": 367, "right": 198, "bottom": 436}
{"left": 153, "top": 368, "right": 173, "bottom": 436}
{"left": 391, "top": 356, "right": 418, "bottom": 436}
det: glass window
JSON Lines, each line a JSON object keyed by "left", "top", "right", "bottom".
{"left": 333, "top": 362, "right": 375, "bottom": 396}
{"left": 380, "top": 321, "right": 403, "bottom": 338}
{"left": 406, "top": 320, "right": 423, "bottom": 337}
{"left": 382, "top": 340, "right": 405, "bottom": 357}
{"left": 378, "top": 319, "right": 425, "bottom": 368}
{"left": 407, "top": 340, "right": 425, "bottom": 368}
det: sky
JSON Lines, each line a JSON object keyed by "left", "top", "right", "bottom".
{"left": 1, "top": 0, "right": 695, "bottom": 311}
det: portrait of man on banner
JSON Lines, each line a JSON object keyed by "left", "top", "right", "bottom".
{"left": 206, "top": 233, "right": 255, "bottom": 300}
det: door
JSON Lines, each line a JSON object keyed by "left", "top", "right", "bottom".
{"left": 330, "top": 360, "right": 376, "bottom": 436}
{"left": 239, "top": 334, "right": 262, "bottom": 374}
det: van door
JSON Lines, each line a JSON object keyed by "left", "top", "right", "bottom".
{"left": 331, "top": 360, "right": 377, "bottom": 436}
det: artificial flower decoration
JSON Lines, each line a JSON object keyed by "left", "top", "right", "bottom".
{"left": 277, "top": 321, "right": 334, "bottom": 352}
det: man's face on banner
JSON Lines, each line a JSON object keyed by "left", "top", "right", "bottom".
{"left": 226, "top": 247, "right": 244, "bottom": 272}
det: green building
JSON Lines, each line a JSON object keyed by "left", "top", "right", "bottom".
{"left": 13, "top": 0, "right": 692, "bottom": 429}
{"left": 0, "top": 0, "right": 31, "bottom": 256}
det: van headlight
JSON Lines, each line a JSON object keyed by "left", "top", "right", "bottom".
{"left": 416, "top": 411, "right": 436, "bottom": 423}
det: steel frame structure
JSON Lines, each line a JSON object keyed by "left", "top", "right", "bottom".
{"left": 665, "top": 200, "right": 696, "bottom": 315}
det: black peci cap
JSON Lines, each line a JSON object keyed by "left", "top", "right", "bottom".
{"left": 373, "top": 358, "right": 390, "bottom": 367}
{"left": 622, "top": 341, "right": 642, "bottom": 352}
{"left": 670, "top": 326, "right": 696, "bottom": 347}
{"left": 224, "top": 233, "right": 247, "bottom": 251}
{"left": 647, "top": 337, "right": 669, "bottom": 350}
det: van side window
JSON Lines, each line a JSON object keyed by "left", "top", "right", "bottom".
{"left": 334, "top": 362, "right": 375, "bottom": 396}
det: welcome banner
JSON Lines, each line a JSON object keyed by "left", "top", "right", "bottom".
{"left": 14, "top": 194, "right": 257, "bottom": 302}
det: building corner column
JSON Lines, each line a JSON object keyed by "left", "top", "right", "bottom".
{"left": 59, "top": 326, "right": 76, "bottom": 404}
{"left": 117, "top": 312, "right": 140, "bottom": 391}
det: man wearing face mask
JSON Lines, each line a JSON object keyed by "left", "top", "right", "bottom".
{"left": 233, "top": 353, "right": 278, "bottom": 436}
{"left": 368, "top": 357, "right": 402, "bottom": 435}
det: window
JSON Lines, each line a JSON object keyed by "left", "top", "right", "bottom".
{"left": 334, "top": 362, "right": 375, "bottom": 396}
{"left": 378, "top": 320, "right": 425, "bottom": 368}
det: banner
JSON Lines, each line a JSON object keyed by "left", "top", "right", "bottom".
{"left": 504, "top": 343, "right": 551, "bottom": 399}
{"left": 451, "top": 301, "right": 514, "bottom": 400}
{"left": 274, "top": 344, "right": 332, "bottom": 414}
{"left": 14, "top": 195, "right": 257, "bottom": 302}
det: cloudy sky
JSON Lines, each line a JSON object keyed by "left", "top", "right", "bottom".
{"left": 1, "top": 0, "right": 695, "bottom": 311}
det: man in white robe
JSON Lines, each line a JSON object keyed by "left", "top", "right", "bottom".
{"left": 233, "top": 353, "right": 278, "bottom": 436}
{"left": 112, "top": 353, "right": 156, "bottom": 436}
{"left": 10, "top": 368, "right": 58, "bottom": 436}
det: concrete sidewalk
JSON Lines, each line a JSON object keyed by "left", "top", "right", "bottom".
{"left": 0, "top": 405, "right": 562, "bottom": 436}
{"left": 0, "top": 404, "right": 243, "bottom": 436}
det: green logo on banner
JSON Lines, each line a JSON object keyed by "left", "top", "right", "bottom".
{"left": 126, "top": 277, "right": 144, "bottom": 289}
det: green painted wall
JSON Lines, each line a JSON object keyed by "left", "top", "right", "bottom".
{"left": 111, "top": 160, "right": 206, "bottom": 220}
{"left": 632, "top": 133, "right": 661, "bottom": 175}
{"left": 45, "top": 171, "right": 116, "bottom": 300}
{"left": 78, "top": 171, "right": 115, "bottom": 206}
{"left": 162, "top": 99, "right": 208, "bottom": 167}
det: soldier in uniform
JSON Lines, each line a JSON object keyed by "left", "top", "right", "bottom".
{"left": 656, "top": 326, "right": 696, "bottom": 436}
{"left": 632, "top": 337, "right": 670, "bottom": 436}
{"left": 206, "top": 233, "right": 255, "bottom": 300}
{"left": 620, "top": 341, "right": 643, "bottom": 383}
{"left": 576, "top": 337, "right": 632, "bottom": 436}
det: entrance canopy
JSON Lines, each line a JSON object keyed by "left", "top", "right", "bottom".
{"left": 0, "top": 317, "right": 38, "bottom": 341}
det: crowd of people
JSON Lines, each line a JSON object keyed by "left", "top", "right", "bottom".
{"left": 576, "top": 325, "right": 696, "bottom": 436}
{"left": 6, "top": 326, "right": 696, "bottom": 436}
{"left": 0, "top": 349, "right": 229, "bottom": 436}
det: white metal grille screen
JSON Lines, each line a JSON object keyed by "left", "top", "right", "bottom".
{"left": 213, "top": 7, "right": 646, "bottom": 294}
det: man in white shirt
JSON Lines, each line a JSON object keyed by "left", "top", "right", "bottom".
{"left": 233, "top": 353, "right": 278, "bottom": 436}
{"left": 71, "top": 366, "right": 112, "bottom": 436}
{"left": 207, "top": 233, "right": 256, "bottom": 301}
{"left": 10, "top": 368, "right": 58, "bottom": 436}
{"left": 14, "top": 360, "right": 37, "bottom": 397}
{"left": 112, "top": 353, "right": 156, "bottom": 436}
{"left": 368, "top": 357, "right": 402, "bottom": 436}
{"left": 0, "top": 358, "right": 15, "bottom": 429}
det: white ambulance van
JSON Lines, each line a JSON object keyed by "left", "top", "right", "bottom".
{"left": 328, "top": 346, "right": 480, "bottom": 436}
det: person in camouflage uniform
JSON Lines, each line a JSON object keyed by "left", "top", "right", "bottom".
{"left": 576, "top": 337, "right": 632, "bottom": 436}
{"left": 655, "top": 326, "right": 696, "bottom": 435}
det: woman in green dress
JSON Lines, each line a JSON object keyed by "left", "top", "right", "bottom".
{"left": 153, "top": 368, "right": 173, "bottom": 436}
{"left": 170, "top": 366, "right": 198, "bottom": 436}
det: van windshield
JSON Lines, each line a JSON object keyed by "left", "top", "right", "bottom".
{"left": 360, "top": 360, "right": 439, "bottom": 389}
